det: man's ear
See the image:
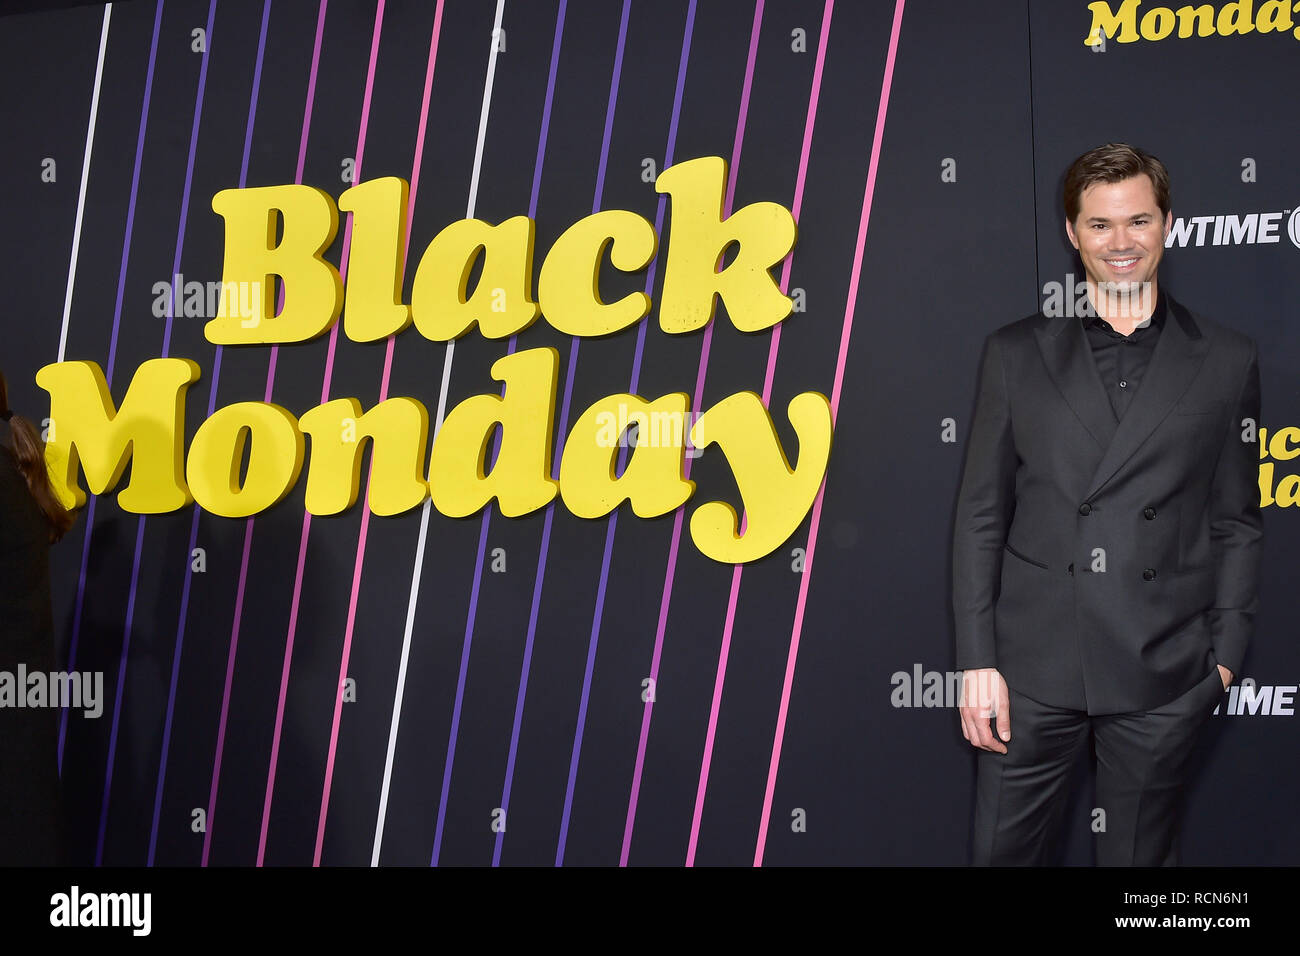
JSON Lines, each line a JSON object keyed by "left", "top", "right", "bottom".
{"left": 1163, "top": 209, "right": 1172, "bottom": 242}
{"left": 1065, "top": 218, "right": 1078, "bottom": 250}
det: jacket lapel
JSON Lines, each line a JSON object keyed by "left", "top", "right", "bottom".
{"left": 1034, "top": 291, "right": 1210, "bottom": 500}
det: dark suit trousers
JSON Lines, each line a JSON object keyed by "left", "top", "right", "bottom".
{"left": 972, "top": 666, "right": 1224, "bottom": 866}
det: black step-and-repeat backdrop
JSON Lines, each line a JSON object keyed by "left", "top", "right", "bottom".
{"left": 0, "top": 0, "right": 1295, "bottom": 866}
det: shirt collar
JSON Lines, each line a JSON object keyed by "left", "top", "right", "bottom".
{"left": 1083, "top": 286, "right": 1166, "bottom": 331}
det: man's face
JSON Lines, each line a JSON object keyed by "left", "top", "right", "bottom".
{"left": 1065, "top": 174, "right": 1171, "bottom": 305}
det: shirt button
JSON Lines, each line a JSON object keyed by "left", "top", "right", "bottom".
{"left": 1119, "top": 381, "right": 1128, "bottom": 388}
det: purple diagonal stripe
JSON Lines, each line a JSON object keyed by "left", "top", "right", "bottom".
{"left": 96, "top": 0, "right": 217, "bottom": 867}
{"left": 429, "top": 0, "right": 569, "bottom": 867}
{"left": 490, "top": 0, "right": 630, "bottom": 868}
{"left": 555, "top": 0, "right": 698, "bottom": 866}
{"left": 203, "top": 0, "right": 329, "bottom": 867}
{"left": 147, "top": 0, "right": 272, "bottom": 866}
{"left": 59, "top": 0, "right": 165, "bottom": 773}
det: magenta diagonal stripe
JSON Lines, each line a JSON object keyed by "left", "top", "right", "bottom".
{"left": 147, "top": 0, "right": 274, "bottom": 867}
{"left": 615, "top": 0, "right": 763, "bottom": 867}
{"left": 428, "top": 0, "right": 565, "bottom": 868}
{"left": 202, "top": 0, "right": 329, "bottom": 868}
{"left": 256, "top": 0, "right": 386, "bottom": 867}
{"left": 566, "top": 0, "right": 701, "bottom": 868}
{"left": 686, "top": 0, "right": 835, "bottom": 868}
{"left": 754, "top": 0, "right": 905, "bottom": 867}
{"left": 314, "top": 0, "right": 447, "bottom": 867}
{"left": 489, "top": 0, "right": 630, "bottom": 869}
{"left": 367, "top": 0, "right": 448, "bottom": 866}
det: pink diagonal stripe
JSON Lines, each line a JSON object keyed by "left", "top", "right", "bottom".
{"left": 205, "top": 0, "right": 330, "bottom": 869}
{"left": 622, "top": 0, "right": 763, "bottom": 867}
{"left": 761, "top": 2, "right": 832, "bottom": 403}
{"left": 313, "top": 0, "right": 444, "bottom": 866}
{"left": 258, "top": 0, "right": 387, "bottom": 867}
{"left": 686, "top": 0, "right": 834, "bottom": 867}
{"left": 753, "top": 0, "right": 905, "bottom": 867}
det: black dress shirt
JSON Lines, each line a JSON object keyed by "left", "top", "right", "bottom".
{"left": 1082, "top": 287, "right": 1166, "bottom": 421}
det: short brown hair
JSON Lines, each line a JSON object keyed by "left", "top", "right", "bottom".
{"left": 1063, "top": 143, "right": 1170, "bottom": 226}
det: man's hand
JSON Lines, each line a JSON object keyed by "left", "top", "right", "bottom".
{"left": 959, "top": 667, "right": 1010, "bottom": 754}
{"left": 1217, "top": 664, "right": 1233, "bottom": 690}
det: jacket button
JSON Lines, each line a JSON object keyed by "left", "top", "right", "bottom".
{"left": 1143, "top": 507, "right": 1156, "bottom": 519}
{"left": 1078, "top": 503, "right": 1092, "bottom": 515}
{"left": 1142, "top": 568, "right": 1156, "bottom": 581}
{"left": 1067, "top": 562, "right": 1074, "bottom": 575}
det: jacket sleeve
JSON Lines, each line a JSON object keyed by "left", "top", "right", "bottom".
{"left": 1206, "top": 341, "right": 1264, "bottom": 677}
{"left": 952, "top": 332, "right": 1018, "bottom": 671}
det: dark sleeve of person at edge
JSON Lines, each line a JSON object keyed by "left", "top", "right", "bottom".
{"left": 0, "top": 415, "right": 66, "bottom": 867}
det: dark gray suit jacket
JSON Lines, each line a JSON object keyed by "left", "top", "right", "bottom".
{"left": 952, "top": 291, "right": 1262, "bottom": 714}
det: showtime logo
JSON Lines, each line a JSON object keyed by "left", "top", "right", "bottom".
{"left": 1165, "top": 207, "right": 1300, "bottom": 248}
{"left": 1213, "top": 680, "right": 1298, "bottom": 716}
{"left": 888, "top": 666, "right": 1297, "bottom": 716}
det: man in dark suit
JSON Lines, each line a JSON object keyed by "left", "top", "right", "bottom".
{"left": 951, "top": 143, "right": 1263, "bottom": 866}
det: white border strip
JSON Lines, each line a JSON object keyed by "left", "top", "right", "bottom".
{"left": 371, "top": 0, "right": 507, "bottom": 865}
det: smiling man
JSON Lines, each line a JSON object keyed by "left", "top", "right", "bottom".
{"left": 951, "top": 142, "right": 1263, "bottom": 865}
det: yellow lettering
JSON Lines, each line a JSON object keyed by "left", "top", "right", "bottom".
{"left": 410, "top": 216, "right": 539, "bottom": 340}
{"left": 1177, "top": 3, "right": 1218, "bottom": 37}
{"left": 1274, "top": 470, "right": 1300, "bottom": 506}
{"left": 187, "top": 402, "right": 304, "bottom": 517}
{"left": 428, "top": 347, "right": 559, "bottom": 517}
{"left": 338, "top": 177, "right": 413, "bottom": 342}
{"left": 654, "top": 156, "right": 796, "bottom": 334}
{"left": 687, "top": 391, "right": 832, "bottom": 563}
{"left": 36, "top": 358, "right": 199, "bottom": 512}
{"left": 1084, "top": 0, "right": 1141, "bottom": 44}
{"left": 559, "top": 393, "right": 694, "bottom": 517}
{"left": 299, "top": 397, "right": 430, "bottom": 515}
{"left": 1268, "top": 425, "right": 1300, "bottom": 460}
{"left": 207, "top": 184, "right": 343, "bottom": 343}
{"left": 1218, "top": 0, "right": 1256, "bottom": 35}
{"left": 538, "top": 209, "right": 656, "bottom": 336}
{"left": 1141, "top": 6, "right": 1177, "bottom": 38}
{"left": 1255, "top": 0, "right": 1295, "bottom": 32}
